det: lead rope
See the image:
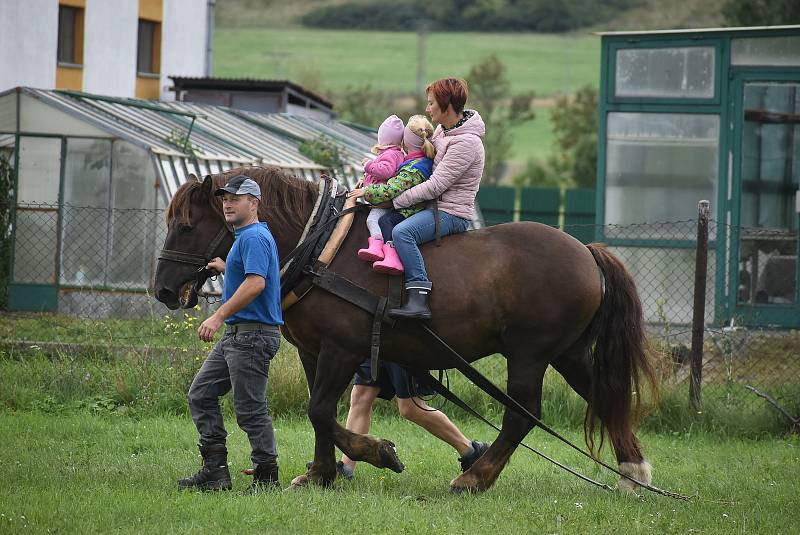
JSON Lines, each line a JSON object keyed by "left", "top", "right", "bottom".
{"left": 419, "top": 324, "right": 692, "bottom": 501}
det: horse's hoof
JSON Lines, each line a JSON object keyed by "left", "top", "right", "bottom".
{"left": 450, "top": 472, "right": 487, "bottom": 494}
{"left": 618, "top": 461, "right": 652, "bottom": 496}
{"left": 378, "top": 440, "right": 405, "bottom": 473}
{"left": 289, "top": 474, "right": 310, "bottom": 488}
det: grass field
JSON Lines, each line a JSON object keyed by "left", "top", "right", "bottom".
{"left": 0, "top": 411, "right": 797, "bottom": 534}
{"left": 214, "top": 28, "right": 600, "bottom": 98}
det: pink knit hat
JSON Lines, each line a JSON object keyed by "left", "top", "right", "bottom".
{"left": 377, "top": 114, "right": 404, "bottom": 147}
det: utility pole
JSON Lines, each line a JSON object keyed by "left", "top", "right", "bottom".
{"left": 416, "top": 20, "right": 430, "bottom": 97}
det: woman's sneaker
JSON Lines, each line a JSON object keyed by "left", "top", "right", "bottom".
{"left": 458, "top": 441, "right": 490, "bottom": 471}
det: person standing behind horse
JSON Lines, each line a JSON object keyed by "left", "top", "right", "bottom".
{"left": 178, "top": 175, "right": 283, "bottom": 492}
{"left": 388, "top": 78, "right": 485, "bottom": 319}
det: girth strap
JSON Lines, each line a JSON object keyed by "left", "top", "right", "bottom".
{"left": 370, "top": 297, "right": 388, "bottom": 381}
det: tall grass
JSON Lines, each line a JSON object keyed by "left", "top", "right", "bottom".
{"left": 2, "top": 342, "right": 796, "bottom": 439}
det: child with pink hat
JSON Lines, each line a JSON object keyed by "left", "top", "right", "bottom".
{"left": 356, "top": 115, "right": 405, "bottom": 262}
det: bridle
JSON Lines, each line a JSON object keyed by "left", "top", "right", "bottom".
{"left": 158, "top": 223, "right": 234, "bottom": 300}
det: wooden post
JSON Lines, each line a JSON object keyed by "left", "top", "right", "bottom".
{"left": 689, "top": 200, "right": 710, "bottom": 410}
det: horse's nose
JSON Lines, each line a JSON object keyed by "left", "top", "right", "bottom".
{"left": 155, "top": 287, "right": 179, "bottom": 308}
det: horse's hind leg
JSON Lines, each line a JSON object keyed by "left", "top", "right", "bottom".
{"left": 551, "top": 341, "right": 652, "bottom": 494}
{"left": 450, "top": 352, "right": 548, "bottom": 493}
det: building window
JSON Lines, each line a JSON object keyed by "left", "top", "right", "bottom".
{"left": 137, "top": 19, "right": 161, "bottom": 75}
{"left": 57, "top": 5, "right": 84, "bottom": 65}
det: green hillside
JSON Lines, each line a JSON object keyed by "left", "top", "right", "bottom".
{"left": 214, "top": 28, "right": 599, "bottom": 97}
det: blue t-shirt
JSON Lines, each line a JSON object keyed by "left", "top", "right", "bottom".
{"left": 223, "top": 222, "right": 284, "bottom": 326}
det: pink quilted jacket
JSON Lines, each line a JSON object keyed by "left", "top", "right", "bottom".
{"left": 393, "top": 110, "right": 485, "bottom": 220}
{"left": 363, "top": 146, "right": 405, "bottom": 186}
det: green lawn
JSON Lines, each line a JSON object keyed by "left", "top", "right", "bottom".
{"left": 214, "top": 28, "right": 600, "bottom": 97}
{"left": 0, "top": 412, "right": 797, "bottom": 534}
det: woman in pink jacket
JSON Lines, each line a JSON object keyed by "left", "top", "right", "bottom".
{"left": 388, "top": 78, "right": 486, "bottom": 320}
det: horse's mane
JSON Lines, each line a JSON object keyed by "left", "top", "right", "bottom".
{"left": 166, "top": 166, "right": 317, "bottom": 232}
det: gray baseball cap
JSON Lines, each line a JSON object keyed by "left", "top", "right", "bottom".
{"left": 214, "top": 175, "right": 261, "bottom": 200}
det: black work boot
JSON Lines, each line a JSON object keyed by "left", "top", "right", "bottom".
{"left": 388, "top": 281, "right": 432, "bottom": 320}
{"left": 177, "top": 444, "right": 232, "bottom": 491}
{"left": 250, "top": 461, "right": 280, "bottom": 492}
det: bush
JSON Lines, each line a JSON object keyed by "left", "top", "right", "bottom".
{"left": 722, "top": 0, "right": 800, "bottom": 26}
{"left": 302, "top": 0, "right": 640, "bottom": 33}
{"left": 0, "top": 152, "right": 12, "bottom": 310}
{"left": 300, "top": 2, "right": 424, "bottom": 30}
{"left": 465, "top": 55, "right": 535, "bottom": 185}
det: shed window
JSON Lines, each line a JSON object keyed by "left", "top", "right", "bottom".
{"left": 604, "top": 112, "right": 719, "bottom": 238}
{"left": 615, "top": 47, "right": 715, "bottom": 99}
{"left": 57, "top": 5, "right": 84, "bottom": 65}
{"left": 732, "top": 36, "right": 800, "bottom": 67}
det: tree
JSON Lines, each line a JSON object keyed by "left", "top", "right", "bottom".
{"left": 722, "top": 0, "right": 800, "bottom": 26}
{"left": 548, "top": 85, "right": 599, "bottom": 188}
{"left": 465, "top": 55, "right": 535, "bottom": 185}
{"left": 513, "top": 85, "right": 598, "bottom": 189}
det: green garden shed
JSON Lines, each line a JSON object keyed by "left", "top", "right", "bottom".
{"left": 595, "top": 26, "right": 800, "bottom": 327}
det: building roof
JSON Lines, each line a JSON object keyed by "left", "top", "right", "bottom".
{"left": 168, "top": 77, "right": 334, "bottom": 109}
{"left": 595, "top": 24, "right": 800, "bottom": 37}
{"left": 10, "top": 87, "right": 373, "bottom": 198}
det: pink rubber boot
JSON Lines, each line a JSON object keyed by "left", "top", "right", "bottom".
{"left": 357, "top": 236, "right": 385, "bottom": 261}
{"left": 373, "top": 242, "right": 404, "bottom": 275}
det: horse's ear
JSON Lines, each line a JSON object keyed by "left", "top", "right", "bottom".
{"left": 201, "top": 174, "right": 213, "bottom": 193}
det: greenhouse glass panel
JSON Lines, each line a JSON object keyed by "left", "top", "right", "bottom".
{"left": 16, "top": 137, "right": 61, "bottom": 204}
{"left": 615, "top": 47, "right": 715, "bottom": 98}
{"left": 109, "top": 141, "right": 157, "bottom": 287}
{"left": 605, "top": 112, "right": 719, "bottom": 238}
{"left": 731, "top": 36, "right": 800, "bottom": 67}
{"left": 61, "top": 138, "right": 111, "bottom": 285}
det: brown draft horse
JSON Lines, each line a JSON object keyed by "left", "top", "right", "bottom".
{"left": 154, "top": 166, "right": 658, "bottom": 494}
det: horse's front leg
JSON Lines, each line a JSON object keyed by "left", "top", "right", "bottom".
{"left": 291, "top": 343, "right": 403, "bottom": 488}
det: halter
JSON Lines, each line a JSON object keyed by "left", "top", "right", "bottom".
{"left": 158, "top": 223, "right": 234, "bottom": 299}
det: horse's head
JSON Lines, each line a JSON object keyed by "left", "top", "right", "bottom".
{"left": 155, "top": 174, "right": 233, "bottom": 310}
{"left": 154, "top": 167, "right": 317, "bottom": 310}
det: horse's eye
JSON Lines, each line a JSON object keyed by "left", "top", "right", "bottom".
{"left": 179, "top": 224, "right": 193, "bottom": 233}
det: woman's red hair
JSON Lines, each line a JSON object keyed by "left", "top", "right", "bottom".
{"left": 426, "top": 78, "right": 468, "bottom": 114}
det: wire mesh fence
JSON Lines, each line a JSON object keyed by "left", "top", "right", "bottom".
{"left": 0, "top": 202, "right": 798, "bottom": 427}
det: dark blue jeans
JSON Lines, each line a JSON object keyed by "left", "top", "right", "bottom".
{"left": 187, "top": 328, "right": 280, "bottom": 467}
{"left": 391, "top": 208, "right": 471, "bottom": 282}
{"left": 378, "top": 210, "right": 407, "bottom": 242}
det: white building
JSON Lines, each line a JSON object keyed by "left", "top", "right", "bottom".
{"left": 0, "top": 0, "right": 213, "bottom": 100}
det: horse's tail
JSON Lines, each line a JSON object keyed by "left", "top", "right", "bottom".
{"left": 584, "top": 244, "right": 658, "bottom": 460}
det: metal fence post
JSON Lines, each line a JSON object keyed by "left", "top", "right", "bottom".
{"left": 690, "top": 200, "right": 710, "bottom": 410}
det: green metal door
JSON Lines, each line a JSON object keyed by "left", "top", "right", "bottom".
{"left": 730, "top": 74, "right": 800, "bottom": 326}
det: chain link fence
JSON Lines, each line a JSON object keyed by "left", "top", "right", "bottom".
{"left": 1, "top": 203, "right": 798, "bottom": 427}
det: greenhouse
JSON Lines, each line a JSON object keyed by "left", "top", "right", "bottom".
{"left": 595, "top": 26, "right": 800, "bottom": 327}
{"left": 0, "top": 87, "right": 375, "bottom": 315}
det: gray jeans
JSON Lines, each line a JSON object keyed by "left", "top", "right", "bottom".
{"left": 188, "top": 328, "right": 281, "bottom": 467}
